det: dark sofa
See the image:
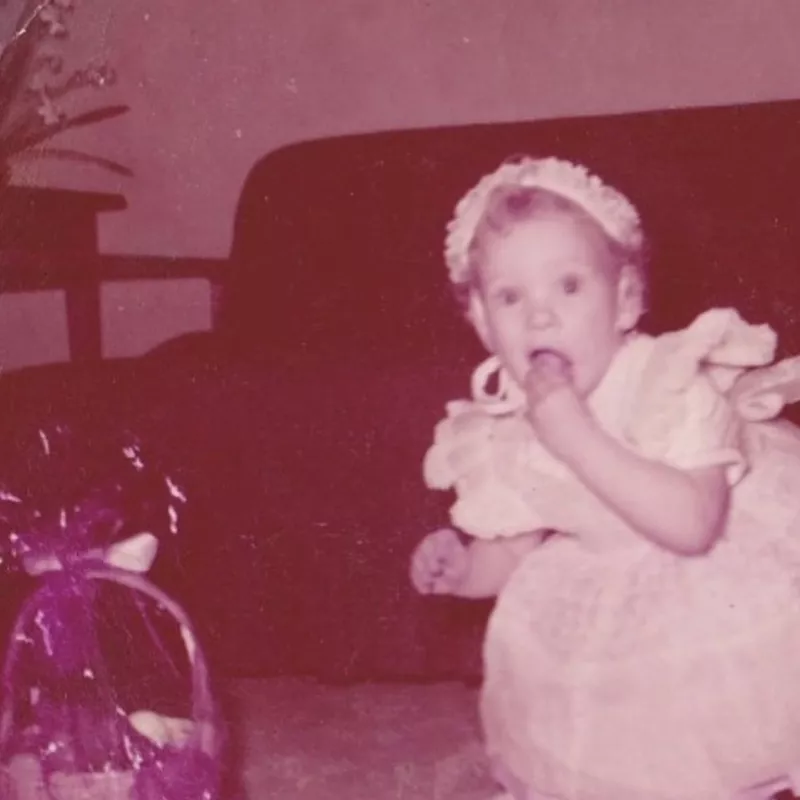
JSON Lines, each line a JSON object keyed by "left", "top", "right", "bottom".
{"left": 3, "top": 99, "right": 800, "bottom": 684}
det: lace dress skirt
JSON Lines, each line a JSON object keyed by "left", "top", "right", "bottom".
{"left": 481, "top": 480, "right": 800, "bottom": 800}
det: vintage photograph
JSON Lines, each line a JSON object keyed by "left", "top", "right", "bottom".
{"left": 0, "top": 2, "right": 799, "bottom": 798}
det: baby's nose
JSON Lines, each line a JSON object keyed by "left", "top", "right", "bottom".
{"left": 525, "top": 302, "right": 555, "bottom": 329}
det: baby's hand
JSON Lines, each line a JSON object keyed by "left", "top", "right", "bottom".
{"left": 409, "top": 528, "right": 470, "bottom": 595}
{"left": 524, "top": 351, "right": 590, "bottom": 458}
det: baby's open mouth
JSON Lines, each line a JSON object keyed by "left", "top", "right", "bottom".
{"left": 528, "top": 348, "right": 571, "bottom": 370}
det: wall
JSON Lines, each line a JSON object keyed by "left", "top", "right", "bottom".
{"left": 5, "top": 0, "right": 800, "bottom": 364}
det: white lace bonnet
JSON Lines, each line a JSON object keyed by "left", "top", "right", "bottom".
{"left": 443, "top": 156, "right": 645, "bottom": 285}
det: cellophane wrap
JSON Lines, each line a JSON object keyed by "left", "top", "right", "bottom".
{"left": 0, "top": 425, "right": 221, "bottom": 800}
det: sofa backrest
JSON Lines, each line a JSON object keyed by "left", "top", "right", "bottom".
{"left": 222, "top": 99, "right": 800, "bottom": 367}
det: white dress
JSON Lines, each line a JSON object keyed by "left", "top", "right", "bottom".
{"left": 424, "top": 309, "right": 800, "bottom": 800}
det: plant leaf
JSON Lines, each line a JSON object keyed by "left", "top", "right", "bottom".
{"left": 12, "top": 145, "right": 134, "bottom": 176}
{"left": 0, "top": 103, "right": 130, "bottom": 157}
{"left": 51, "top": 103, "right": 130, "bottom": 132}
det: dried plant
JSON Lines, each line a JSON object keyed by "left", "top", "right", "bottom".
{"left": 0, "top": 0, "right": 132, "bottom": 181}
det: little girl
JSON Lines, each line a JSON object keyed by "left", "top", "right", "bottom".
{"left": 410, "top": 156, "right": 800, "bottom": 800}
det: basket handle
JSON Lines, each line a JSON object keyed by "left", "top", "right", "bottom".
{"left": 0, "top": 566, "right": 217, "bottom": 758}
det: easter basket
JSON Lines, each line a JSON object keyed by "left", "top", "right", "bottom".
{"left": 0, "top": 548, "right": 220, "bottom": 800}
{"left": 0, "top": 425, "right": 221, "bottom": 800}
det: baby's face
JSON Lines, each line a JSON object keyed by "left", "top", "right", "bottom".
{"left": 471, "top": 212, "right": 637, "bottom": 397}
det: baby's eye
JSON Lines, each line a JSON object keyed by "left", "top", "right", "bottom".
{"left": 493, "top": 287, "right": 521, "bottom": 306}
{"left": 561, "top": 275, "right": 581, "bottom": 295}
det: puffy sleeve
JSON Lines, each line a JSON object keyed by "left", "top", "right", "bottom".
{"left": 622, "top": 309, "right": 780, "bottom": 486}
{"left": 422, "top": 401, "right": 573, "bottom": 539}
{"left": 657, "top": 372, "right": 747, "bottom": 485}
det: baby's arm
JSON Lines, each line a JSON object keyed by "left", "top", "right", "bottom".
{"left": 458, "top": 530, "right": 546, "bottom": 598}
{"left": 558, "top": 414, "right": 730, "bottom": 556}
{"left": 412, "top": 527, "right": 546, "bottom": 599}
{"left": 528, "top": 353, "right": 736, "bottom": 556}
